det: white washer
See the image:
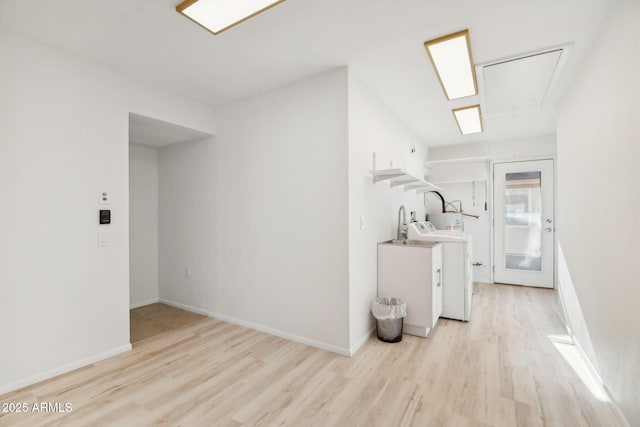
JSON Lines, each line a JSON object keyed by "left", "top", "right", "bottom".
{"left": 407, "top": 221, "right": 473, "bottom": 321}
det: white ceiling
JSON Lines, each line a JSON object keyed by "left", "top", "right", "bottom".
{"left": 482, "top": 49, "right": 564, "bottom": 116}
{"left": 0, "top": 0, "right": 614, "bottom": 146}
{"left": 129, "top": 113, "right": 212, "bottom": 148}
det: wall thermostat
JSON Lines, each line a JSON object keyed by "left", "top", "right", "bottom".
{"left": 99, "top": 210, "right": 111, "bottom": 225}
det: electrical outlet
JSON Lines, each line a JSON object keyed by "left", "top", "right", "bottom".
{"left": 185, "top": 267, "right": 191, "bottom": 279}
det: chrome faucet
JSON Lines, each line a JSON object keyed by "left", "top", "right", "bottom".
{"left": 397, "top": 205, "right": 408, "bottom": 241}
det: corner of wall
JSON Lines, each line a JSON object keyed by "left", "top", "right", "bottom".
{"left": 346, "top": 73, "right": 428, "bottom": 350}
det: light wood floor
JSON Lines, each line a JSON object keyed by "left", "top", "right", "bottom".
{"left": 0, "top": 284, "right": 624, "bottom": 426}
{"left": 130, "top": 303, "right": 206, "bottom": 344}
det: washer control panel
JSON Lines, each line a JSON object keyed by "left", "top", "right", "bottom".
{"left": 411, "top": 221, "right": 437, "bottom": 235}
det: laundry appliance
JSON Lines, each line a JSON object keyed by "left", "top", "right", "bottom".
{"left": 427, "top": 212, "right": 464, "bottom": 231}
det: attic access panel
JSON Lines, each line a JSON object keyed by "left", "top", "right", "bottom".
{"left": 481, "top": 49, "right": 563, "bottom": 115}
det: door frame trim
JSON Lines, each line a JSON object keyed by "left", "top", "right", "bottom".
{"left": 490, "top": 157, "right": 557, "bottom": 288}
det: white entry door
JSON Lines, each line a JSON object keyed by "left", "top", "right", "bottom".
{"left": 494, "top": 160, "right": 554, "bottom": 288}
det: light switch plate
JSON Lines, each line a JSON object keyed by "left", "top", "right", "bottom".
{"left": 98, "top": 231, "right": 109, "bottom": 247}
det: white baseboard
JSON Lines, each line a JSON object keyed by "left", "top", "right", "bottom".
{"left": 0, "top": 344, "right": 132, "bottom": 396}
{"left": 130, "top": 297, "right": 160, "bottom": 309}
{"left": 602, "top": 384, "right": 632, "bottom": 427}
{"left": 571, "top": 338, "right": 631, "bottom": 427}
{"left": 158, "top": 298, "right": 211, "bottom": 316}
{"left": 556, "top": 289, "right": 631, "bottom": 427}
{"left": 159, "top": 298, "right": 351, "bottom": 357}
{"left": 349, "top": 326, "right": 375, "bottom": 356}
{"left": 572, "top": 338, "right": 605, "bottom": 389}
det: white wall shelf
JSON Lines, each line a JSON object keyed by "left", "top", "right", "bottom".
{"left": 431, "top": 179, "right": 487, "bottom": 185}
{"left": 372, "top": 168, "right": 406, "bottom": 183}
{"left": 426, "top": 156, "right": 490, "bottom": 185}
{"left": 389, "top": 174, "right": 420, "bottom": 188}
{"left": 371, "top": 153, "right": 441, "bottom": 192}
{"left": 405, "top": 178, "right": 442, "bottom": 192}
{"left": 426, "top": 156, "right": 489, "bottom": 166}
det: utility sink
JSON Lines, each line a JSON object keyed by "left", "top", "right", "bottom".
{"left": 377, "top": 238, "right": 443, "bottom": 338}
{"left": 380, "top": 239, "right": 440, "bottom": 248}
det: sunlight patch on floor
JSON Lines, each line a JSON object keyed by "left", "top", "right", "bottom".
{"left": 548, "top": 334, "right": 608, "bottom": 402}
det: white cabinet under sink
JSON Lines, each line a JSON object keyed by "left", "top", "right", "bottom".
{"left": 377, "top": 241, "right": 443, "bottom": 337}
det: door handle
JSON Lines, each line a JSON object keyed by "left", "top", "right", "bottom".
{"left": 546, "top": 218, "right": 553, "bottom": 223}
{"left": 436, "top": 268, "right": 441, "bottom": 287}
{"left": 544, "top": 227, "right": 553, "bottom": 232}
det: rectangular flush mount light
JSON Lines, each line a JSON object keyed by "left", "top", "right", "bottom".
{"left": 424, "top": 30, "right": 478, "bottom": 100}
{"left": 176, "top": 0, "right": 286, "bottom": 35}
{"left": 453, "top": 105, "right": 483, "bottom": 135}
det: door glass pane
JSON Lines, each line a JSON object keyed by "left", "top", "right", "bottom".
{"left": 504, "top": 171, "right": 542, "bottom": 271}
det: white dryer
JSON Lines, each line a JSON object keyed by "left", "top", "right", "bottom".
{"left": 407, "top": 221, "right": 473, "bottom": 321}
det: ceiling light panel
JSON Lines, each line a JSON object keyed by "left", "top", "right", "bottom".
{"left": 453, "top": 105, "right": 483, "bottom": 135}
{"left": 424, "top": 30, "right": 478, "bottom": 100}
{"left": 176, "top": 0, "right": 286, "bottom": 35}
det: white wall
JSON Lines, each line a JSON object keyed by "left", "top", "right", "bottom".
{"left": 158, "top": 137, "right": 216, "bottom": 309}
{"left": 556, "top": 0, "right": 640, "bottom": 424}
{"left": 426, "top": 135, "right": 556, "bottom": 283}
{"left": 489, "top": 135, "right": 556, "bottom": 161}
{"left": 347, "top": 73, "right": 428, "bottom": 351}
{"left": 0, "top": 32, "right": 217, "bottom": 393}
{"left": 158, "top": 69, "right": 428, "bottom": 355}
{"left": 129, "top": 144, "right": 159, "bottom": 308}
{"left": 158, "top": 69, "right": 351, "bottom": 353}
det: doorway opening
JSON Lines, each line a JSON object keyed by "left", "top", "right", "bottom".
{"left": 128, "top": 112, "right": 212, "bottom": 345}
